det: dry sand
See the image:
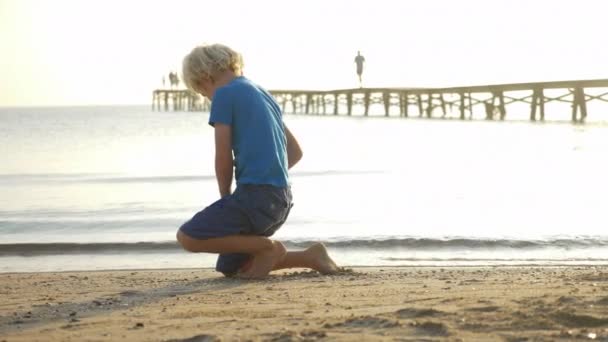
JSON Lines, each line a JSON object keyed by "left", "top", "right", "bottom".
{"left": 2, "top": 266, "right": 608, "bottom": 341}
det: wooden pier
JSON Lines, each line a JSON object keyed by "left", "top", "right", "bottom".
{"left": 152, "top": 89, "right": 209, "bottom": 112}
{"left": 153, "top": 79, "right": 608, "bottom": 123}
{"left": 269, "top": 79, "right": 608, "bottom": 123}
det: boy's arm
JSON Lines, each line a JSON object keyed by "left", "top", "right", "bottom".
{"left": 214, "top": 123, "right": 233, "bottom": 197}
{"left": 285, "top": 125, "right": 303, "bottom": 169}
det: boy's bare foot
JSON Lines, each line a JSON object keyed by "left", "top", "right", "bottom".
{"left": 307, "top": 242, "right": 339, "bottom": 274}
{"left": 238, "top": 241, "right": 286, "bottom": 279}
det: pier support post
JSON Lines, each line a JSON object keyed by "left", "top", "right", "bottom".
{"left": 383, "top": 91, "right": 390, "bottom": 117}
{"left": 321, "top": 95, "right": 326, "bottom": 115}
{"left": 364, "top": 91, "right": 370, "bottom": 116}
{"left": 426, "top": 93, "right": 433, "bottom": 118}
{"left": 530, "top": 88, "right": 545, "bottom": 121}
{"left": 496, "top": 91, "right": 506, "bottom": 120}
{"left": 401, "top": 92, "right": 409, "bottom": 117}
{"left": 305, "top": 94, "right": 311, "bottom": 114}
{"left": 572, "top": 87, "right": 587, "bottom": 123}
{"left": 281, "top": 95, "right": 287, "bottom": 114}
{"left": 468, "top": 93, "right": 474, "bottom": 118}
{"left": 440, "top": 94, "right": 447, "bottom": 117}
{"left": 347, "top": 92, "right": 353, "bottom": 116}
{"left": 334, "top": 94, "right": 339, "bottom": 115}
{"left": 571, "top": 89, "right": 578, "bottom": 122}
{"left": 579, "top": 89, "right": 588, "bottom": 122}
{"left": 484, "top": 100, "right": 494, "bottom": 120}
{"left": 459, "top": 92, "right": 466, "bottom": 120}
{"left": 290, "top": 96, "right": 296, "bottom": 114}
{"left": 539, "top": 90, "right": 545, "bottom": 121}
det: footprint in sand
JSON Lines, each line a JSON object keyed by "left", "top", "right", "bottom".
{"left": 465, "top": 306, "right": 501, "bottom": 313}
{"left": 552, "top": 311, "right": 608, "bottom": 328}
{"left": 325, "top": 316, "right": 400, "bottom": 329}
{"left": 411, "top": 321, "right": 450, "bottom": 336}
{"left": 596, "top": 296, "right": 608, "bottom": 305}
{"left": 166, "top": 334, "right": 219, "bottom": 342}
{"left": 395, "top": 307, "right": 445, "bottom": 318}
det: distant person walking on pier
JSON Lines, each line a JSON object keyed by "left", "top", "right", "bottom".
{"left": 354, "top": 51, "right": 365, "bottom": 88}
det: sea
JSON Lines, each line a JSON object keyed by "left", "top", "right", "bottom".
{"left": 1, "top": 105, "right": 608, "bottom": 273}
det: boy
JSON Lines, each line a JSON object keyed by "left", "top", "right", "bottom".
{"left": 177, "top": 44, "right": 339, "bottom": 279}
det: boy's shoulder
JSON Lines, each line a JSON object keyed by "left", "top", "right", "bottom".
{"left": 223, "top": 76, "right": 258, "bottom": 92}
{"left": 216, "top": 77, "right": 268, "bottom": 100}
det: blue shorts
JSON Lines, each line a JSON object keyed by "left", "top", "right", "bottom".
{"left": 179, "top": 184, "right": 292, "bottom": 276}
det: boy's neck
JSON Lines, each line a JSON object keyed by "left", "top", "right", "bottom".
{"left": 207, "top": 71, "right": 240, "bottom": 98}
{"left": 214, "top": 71, "right": 240, "bottom": 87}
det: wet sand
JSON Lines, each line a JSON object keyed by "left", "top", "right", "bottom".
{"left": 2, "top": 267, "right": 608, "bottom": 341}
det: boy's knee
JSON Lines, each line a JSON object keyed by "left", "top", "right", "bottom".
{"left": 176, "top": 230, "right": 196, "bottom": 252}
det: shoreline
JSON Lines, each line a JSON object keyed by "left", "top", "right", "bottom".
{"left": 4, "top": 263, "right": 608, "bottom": 275}
{"left": 2, "top": 266, "right": 608, "bottom": 341}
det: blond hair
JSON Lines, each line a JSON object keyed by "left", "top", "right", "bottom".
{"left": 182, "top": 44, "right": 243, "bottom": 91}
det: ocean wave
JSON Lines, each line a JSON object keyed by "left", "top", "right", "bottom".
{"left": 0, "top": 242, "right": 179, "bottom": 256}
{"left": 285, "top": 237, "right": 608, "bottom": 249}
{"left": 1, "top": 237, "right": 608, "bottom": 256}
{"left": 0, "top": 218, "right": 183, "bottom": 232}
{"left": 0, "top": 170, "right": 384, "bottom": 185}
{"left": 381, "top": 257, "right": 608, "bottom": 262}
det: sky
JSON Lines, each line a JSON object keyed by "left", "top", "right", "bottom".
{"left": 0, "top": 0, "right": 607, "bottom": 106}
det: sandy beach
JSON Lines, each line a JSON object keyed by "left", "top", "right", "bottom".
{"left": 1, "top": 267, "right": 608, "bottom": 341}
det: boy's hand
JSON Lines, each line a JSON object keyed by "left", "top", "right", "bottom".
{"left": 214, "top": 123, "right": 233, "bottom": 197}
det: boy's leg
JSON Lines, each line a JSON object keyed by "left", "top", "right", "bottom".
{"left": 177, "top": 230, "right": 273, "bottom": 254}
{"left": 177, "top": 186, "right": 341, "bottom": 278}
{"left": 238, "top": 240, "right": 287, "bottom": 278}
{"left": 241, "top": 242, "right": 339, "bottom": 278}
{"left": 178, "top": 231, "right": 339, "bottom": 277}
{"left": 177, "top": 230, "right": 286, "bottom": 278}
{"left": 271, "top": 242, "right": 339, "bottom": 274}
{"left": 216, "top": 253, "right": 250, "bottom": 276}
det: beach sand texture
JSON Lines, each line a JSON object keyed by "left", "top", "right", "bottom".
{"left": 2, "top": 267, "right": 608, "bottom": 341}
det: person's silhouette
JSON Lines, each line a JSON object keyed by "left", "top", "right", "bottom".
{"left": 354, "top": 51, "right": 365, "bottom": 88}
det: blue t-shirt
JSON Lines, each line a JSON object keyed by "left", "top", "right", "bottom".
{"left": 209, "top": 76, "right": 289, "bottom": 188}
